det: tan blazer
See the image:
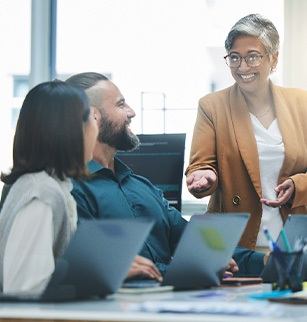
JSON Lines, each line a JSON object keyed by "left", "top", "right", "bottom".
{"left": 185, "top": 81, "right": 307, "bottom": 249}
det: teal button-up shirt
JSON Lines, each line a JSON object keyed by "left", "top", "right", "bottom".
{"left": 72, "top": 158, "right": 187, "bottom": 274}
{"left": 71, "top": 158, "right": 265, "bottom": 276}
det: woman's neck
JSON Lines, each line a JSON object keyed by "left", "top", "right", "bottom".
{"left": 243, "top": 88, "right": 276, "bottom": 129}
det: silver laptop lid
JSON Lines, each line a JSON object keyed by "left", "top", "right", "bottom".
{"left": 162, "top": 213, "right": 250, "bottom": 289}
{"left": 0, "top": 219, "right": 154, "bottom": 302}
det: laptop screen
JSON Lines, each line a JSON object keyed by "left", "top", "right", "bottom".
{"left": 117, "top": 133, "right": 186, "bottom": 211}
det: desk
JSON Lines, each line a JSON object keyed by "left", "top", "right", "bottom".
{"left": 0, "top": 284, "right": 306, "bottom": 322}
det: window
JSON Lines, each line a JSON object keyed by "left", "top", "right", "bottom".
{"left": 56, "top": 0, "right": 283, "bottom": 203}
{"left": 0, "top": 0, "right": 31, "bottom": 181}
{"left": 0, "top": 0, "right": 284, "bottom": 204}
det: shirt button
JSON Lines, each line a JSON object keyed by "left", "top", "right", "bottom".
{"left": 232, "top": 195, "right": 241, "bottom": 205}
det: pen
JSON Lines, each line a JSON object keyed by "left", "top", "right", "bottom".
{"left": 280, "top": 228, "right": 292, "bottom": 252}
{"left": 263, "top": 227, "right": 281, "bottom": 252}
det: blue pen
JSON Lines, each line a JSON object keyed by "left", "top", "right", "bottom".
{"left": 263, "top": 227, "right": 281, "bottom": 252}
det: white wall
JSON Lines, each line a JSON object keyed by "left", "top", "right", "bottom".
{"left": 283, "top": 0, "right": 307, "bottom": 90}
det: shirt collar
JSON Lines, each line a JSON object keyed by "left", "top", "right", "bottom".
{"left": 87, "top": 159, "right": 104, "bottom": 174}
{"left": 87, "top": 158, "right": 133, "bottom": 180}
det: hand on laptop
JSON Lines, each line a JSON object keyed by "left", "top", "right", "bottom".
{"left": 263, "top": 251, "right": 270, "bottom": 265}
{"left": 126, "top": 255, "right": 163, "bottom": 282}
{"left": 224, "top": 258, "right": 239, "bottom": 277}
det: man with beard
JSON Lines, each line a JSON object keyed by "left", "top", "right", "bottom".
{"left": 66, "top": 72, "right": 192, "bottom": 280}
{"left": 65, "top": 72, "right": 264, "bottom": 280}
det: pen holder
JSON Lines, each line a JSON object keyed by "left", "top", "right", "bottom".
{"left": 271, "top": 251, "right": 304, "bottom": 292}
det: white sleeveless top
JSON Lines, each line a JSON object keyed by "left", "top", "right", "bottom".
{"left": 250, "top": 114, "right": 284, "bottom": 247}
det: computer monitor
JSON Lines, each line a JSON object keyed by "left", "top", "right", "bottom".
{"left": 117, "top": 133, "right": 186, "bottom": 212}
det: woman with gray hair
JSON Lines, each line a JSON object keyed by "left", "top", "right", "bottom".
{"left": 186, "top": 13, "right": 307, "bottom": 275}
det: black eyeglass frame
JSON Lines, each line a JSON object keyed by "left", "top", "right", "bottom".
{"left": 223, "top": 53, "right": 270, "bottom": 68}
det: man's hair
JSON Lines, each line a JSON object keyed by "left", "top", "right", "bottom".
{"left": 65, "top": 72, "right": 109, "bottom": 108}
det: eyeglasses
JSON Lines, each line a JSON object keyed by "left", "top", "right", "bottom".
{"left": 224, "top": 53, "right": 270, "bottom": 68}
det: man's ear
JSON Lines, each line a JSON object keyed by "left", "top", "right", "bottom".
{"left": 91, "top": 106, "right": 101, "bottom": 122}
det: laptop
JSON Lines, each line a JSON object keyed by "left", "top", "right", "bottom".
{"left": 0, "top": 219, "right": 154, "bottom": 302}
{"left": 261, "top": 214, "right": 307, "bottom": 282}
{"left": 123, "top": 213, "right": 250, "bottom": 290}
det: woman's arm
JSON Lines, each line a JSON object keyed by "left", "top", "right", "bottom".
{"left": 3, "top": 199, "right": 55, "bottom": 293}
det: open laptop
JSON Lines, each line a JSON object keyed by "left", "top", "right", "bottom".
{"left": 123, "top": 213, "right": 250, "bottom": 290}
{"left": 261, "top": 214, "right": 307, "bottom": 282}
{"left": 0, "top": 219, "right": 154, "bottom": 302}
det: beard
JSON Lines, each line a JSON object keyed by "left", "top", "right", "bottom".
{"left": 97, "top": 114, "right": 140, "bottom": 152}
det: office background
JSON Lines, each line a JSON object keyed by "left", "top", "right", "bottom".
{"left": 0, "top": 0, "right": 306, "bottom": 210}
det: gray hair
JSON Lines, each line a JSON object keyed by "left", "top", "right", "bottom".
{"left": 225, "top": 14, "right": 279, "bottom": 57}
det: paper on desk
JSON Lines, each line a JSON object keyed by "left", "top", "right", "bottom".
{"left": 289, "top": 290, "right": 307, "bottom": 299}
{"left": 128, "top": 300, "right": 284, "bottom": 316}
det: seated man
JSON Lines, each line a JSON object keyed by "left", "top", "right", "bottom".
{"left": 66, "top": 72, "right": 266, "bottom": 278}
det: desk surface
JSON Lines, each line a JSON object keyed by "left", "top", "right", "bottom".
{"left": 0, "top": 284, "right": 306, "bottom": 322}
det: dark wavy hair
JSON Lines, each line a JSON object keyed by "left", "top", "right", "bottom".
{"left": 1, "top": 81, "right": 91, "bottom": 184}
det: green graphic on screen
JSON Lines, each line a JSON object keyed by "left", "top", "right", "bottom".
{"left": 198, "top": 227, "right": 226, "bottom": 250}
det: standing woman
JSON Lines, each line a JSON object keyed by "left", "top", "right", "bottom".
{"left": 0, "top": 81, "right": 98, "bottom": 293}
{"left": 186, "top": 14, "right": 307, "bottom": 271}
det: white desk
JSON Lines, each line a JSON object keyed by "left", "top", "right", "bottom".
{"left": 0, "top": 284, "right": 306, "bottom": 322}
